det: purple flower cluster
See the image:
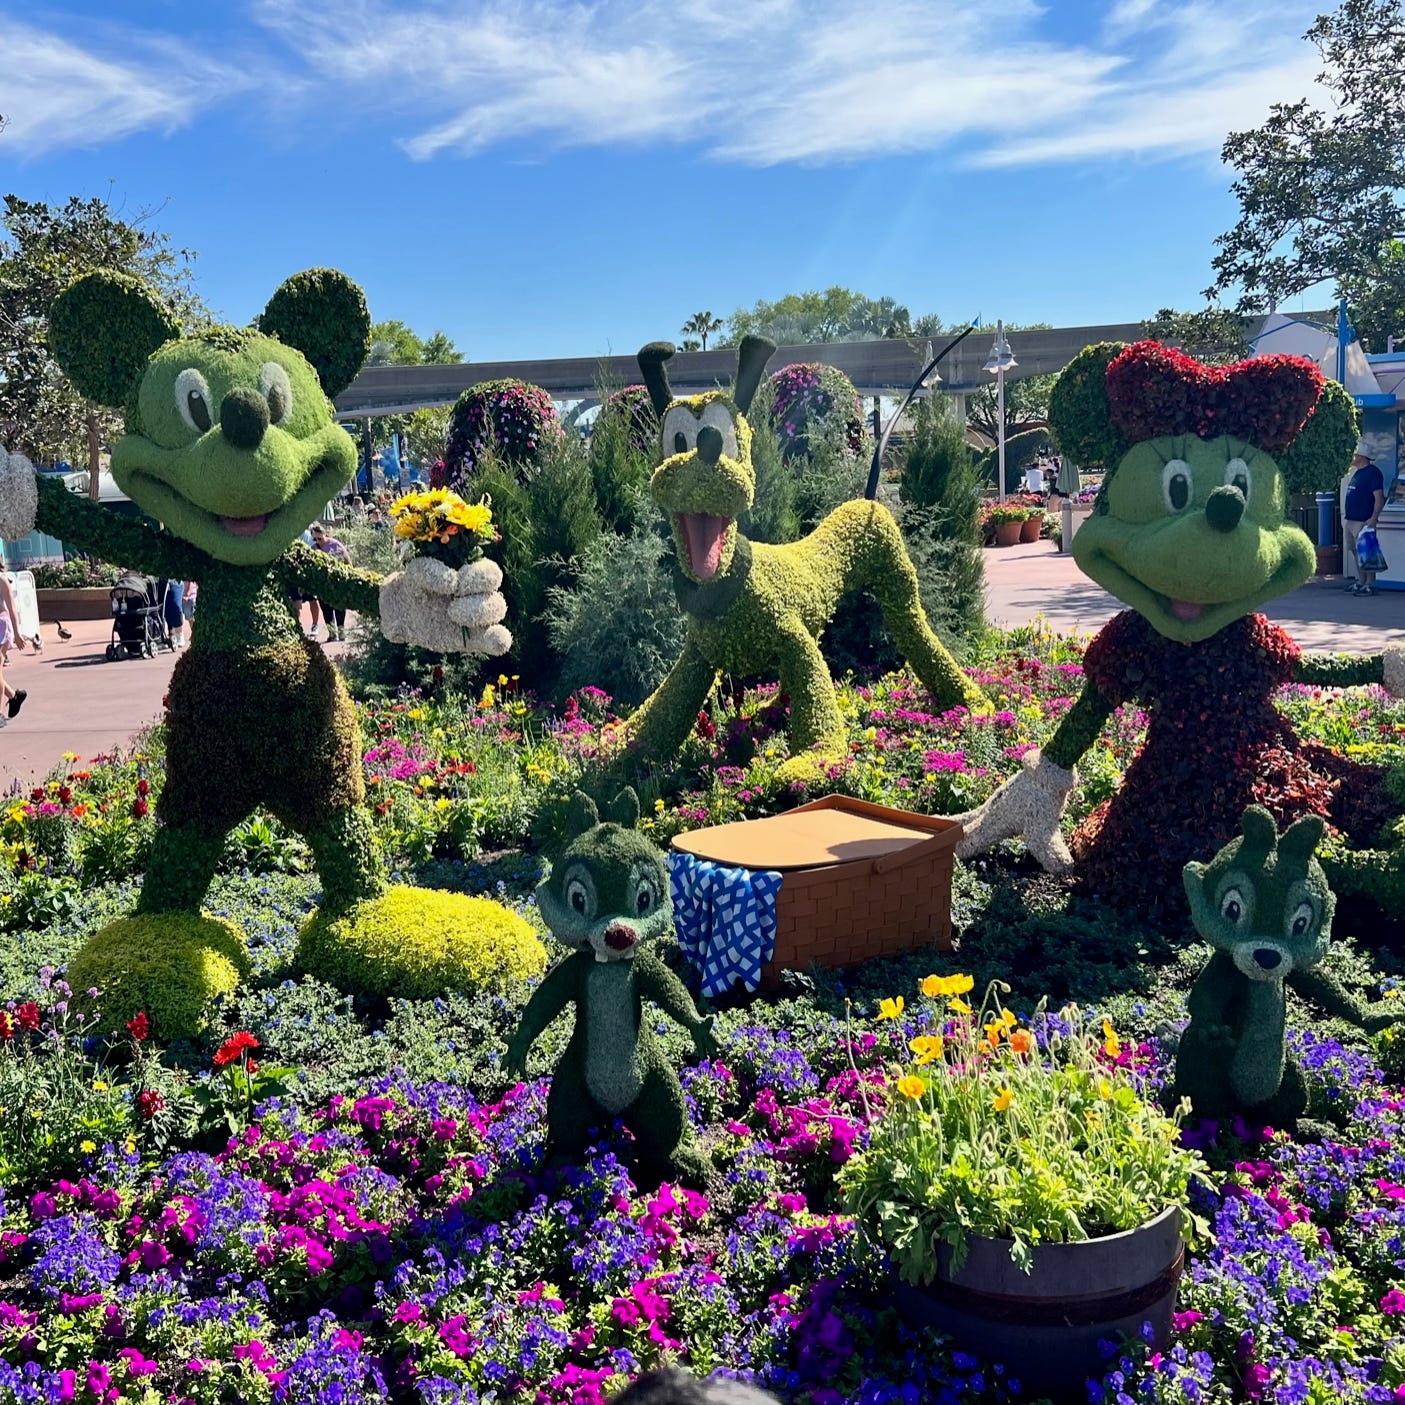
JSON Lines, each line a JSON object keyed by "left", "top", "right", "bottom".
{"left": 765, "top": 363, "right": 866, "bottom": 460}
{"left": 440, "top": 378, "right": 562, "bottom": 487}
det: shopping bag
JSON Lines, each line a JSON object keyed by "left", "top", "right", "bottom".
{"left": 1356, "top": 527, "right": 1388, "bottom": 573}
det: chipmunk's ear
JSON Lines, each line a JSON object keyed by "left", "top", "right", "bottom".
{"left": 638, "top": 342, "right": 676, "bottom": 417}
{"left": 733, "top": 335, "right": 776, "bottom": 416}
{"left": 1238, "top": 805, "right": 1280, "bottom": 859}
{"left": 1278, "top": 812, "right": 1326, "bottom": 867}
{"left": 566, "top": 790, "right": 600, "bottom": 837}
{"left": 606, "top": 788, "right": 641, "bottom": 828}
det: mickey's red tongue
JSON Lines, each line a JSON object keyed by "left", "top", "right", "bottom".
{"left": 679, "top": 513, "right": 729, "bottom": 581}
{"left": 1170, "top": 599, "right": 1204, "bottom": 621}
{"left": 220, "top": 514, "right": 269, "bottom": 538}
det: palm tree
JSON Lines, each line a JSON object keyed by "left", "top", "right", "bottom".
{"left": 681, "top": 311, "right": 723, "bottom": 351}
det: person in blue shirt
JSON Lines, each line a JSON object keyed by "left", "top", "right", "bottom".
{"left": 1344, "top": 451, "right": 1386, "bottom": 595}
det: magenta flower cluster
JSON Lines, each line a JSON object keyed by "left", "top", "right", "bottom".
{"left": 765, "top": 363, "right": 866, "bottom": 460}
{"left": 438, "top": 379, "right": 561, "bottom": 489}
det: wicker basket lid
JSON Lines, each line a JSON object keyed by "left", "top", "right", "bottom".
{"left": 671, "top": 796, "right": 945, "bottom": 872}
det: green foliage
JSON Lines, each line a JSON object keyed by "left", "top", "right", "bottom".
{"left": 1047, "top": 342, "right": 1129, "bottom": 472}
{"left": 255, "top": 268, "right": 371, "bottom": 399}
{"left": 965, "top": 371, "right": 1056, "bottom": 445}
{"left": 1279, "top": 378, "right": 1362, "bottom": 493}
{"left": 588, "top": 384, "right": 656, "bottom": 532}
{"left": 367, "top": 319, "right": 463, "bottom": 367}
{"left": 297, "top": 885, "right": 546, "bottom": 1001}
{"left": 680, "top": 311, "right": 723, "bottom": 350}
{"left": 69, "top": 913, "right": 252, "bottom": 1042}
{"left": 722, "top": 287, "right": 930, "bottom": 346}
{"left": 975, "top": 425, "right": 1053, "bottom": 493}
{"left": 1142, "top": 306, "right": 1251, "bottom": 365}
{"left": 899, "top": 393, "right": 976, "bottom": 511}
{"left": 1342, "top": 239, "right": 1405, "bottom": 350}
{"left": 29, "top": 558, "right": 123, "bottom": 588}
{"left": 1, "top": 871, "right": 82, "bottom": 933}
{"left": 738, "top": 411, "right": 801, "bottom": 544}
{"left": 48, "top": 271, "right": 182, "bottom": 408}
{"left": 544, "top": 517, "right": 688, "bottom": 709}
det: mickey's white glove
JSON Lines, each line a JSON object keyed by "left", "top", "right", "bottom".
{"left": 0, "top": 447, "right": 39, "bottom": 541}
{"left": 379, "top": 556, "right": 512, "bottom": 657}
{"left": 950, "top": 748, "right": 1077, "bottom": 873}
{"left": 1384, "top": 645, "right": 1405, "bottom": 698}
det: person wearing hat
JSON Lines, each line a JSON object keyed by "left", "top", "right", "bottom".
{"left": 1343, "top": 450, "right": 1386, "bottom": 595}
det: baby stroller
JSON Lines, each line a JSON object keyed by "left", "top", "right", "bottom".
{"left": 105, "top": 573, "right": 173, "bottom": 660}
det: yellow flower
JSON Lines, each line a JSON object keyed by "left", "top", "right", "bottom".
{"left": 896, "top": 1075, "right": 925, "bottom": 1100}
{"left": 992, "top": 1086, "right": 1013, "bottom": 1112}
{"left": 920, "top": 972, "right": 974, "bottom": 998}
{"left": 92, "top": 1080, "right": 108, "bottom": 1092}
{"left": 999, "top": 1008, "right": 1017, "bottom": 1029}
{"left": 983, "top": 1023, "right": 1003, "bottom": 1048}
{"left": 877, "top": 996, "right": 905, "bottom": 1022}
{"left": 434, "top": 798, "right": 451, "bottom": 811}
{"left": 1102, "top": 1019, "right": 1121, "bottom": 1059}
{"left": 1096, "top": 1077, "right": 1114, "bottom": 1100}
{"left": 406, "top": 707, "right": 425, "bottom": 720}
{"left": 62, "top": 751, "right": 79, "bottom": 763}
{"left": 80, "top": 1139, "right": 96, "bottom": 1154}
{"left": 909, "top": 1033, "right": 945, "bottom": 1065}
{"left": 948, "top": 997, "right": 972, "bottom": 1016}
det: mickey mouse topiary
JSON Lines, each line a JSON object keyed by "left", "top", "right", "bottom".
{"left": 0, "top": 267, "right": 519, "bottom": 1032}
{"left": 954, "top": 340, "right": 1405, "bottom": 927}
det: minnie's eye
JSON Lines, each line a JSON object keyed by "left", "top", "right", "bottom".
{"left": 1224, "top": 457, "right": 1251, "bottom": 501}
{"left": 175, "top": 368, "right": 213, "bottom": 434}
{"left": 1162, "top": 459, "right": 1192, "bottom": 512}
{"left": 1220, "top": 887, "right": 1247, "bottom": 927}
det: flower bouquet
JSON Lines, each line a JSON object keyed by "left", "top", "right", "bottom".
{"left": 840, "top": 976, "right": 1205, "bottom": 1279}
{"left": 389, "top": 487, "right": 499, "bottom": 569}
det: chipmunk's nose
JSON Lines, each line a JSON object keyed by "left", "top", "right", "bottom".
{"left": 696, "top": 425, "right": 724, "bottom": 466}
{"left": 1205, "top": 484, "right": 1245, "bottom": 534}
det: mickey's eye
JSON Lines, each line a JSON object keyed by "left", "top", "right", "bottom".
{"left": 1220, "top": 886, "right": 1248, "bottom": 927}
{"left": 259, "top": 362, "right": 293, "bottom": 426}
{"left": 1224, "top": 457, "right": 1251, "bottom": 502}
{"left": 1286, "top": 900, "right": 1314, "bottom": 940}
{"left": 175, "top": 368, "right": 213, "bottom": 434}
{"left": 1162, "top": 459, "right": 1192, "bottom": 512}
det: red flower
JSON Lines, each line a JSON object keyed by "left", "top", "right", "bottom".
{"left": 126, "top": 1012, "right": 150, "bottom": 1042}
{"left": 213, "top": 1031, "right": 259, "bottom": 1068}
{"left": 0, "top": 1012, "right": 12, "bottom": 1041}
{"left": 131, "top": 799, "right": 148, "bottom": 820}
{"left": 29, "top": 789, "right": 43, "bottom": 803}
{"left": 15, "top": 1002, "right": 40, "bottom": 1032}
{"left": 57, "top": 787, "right": 72, "bottom": 804}
{"left": 137, "top": 1089, "right": 164, "bottom": 1122}
{"left": 135, "top": 779, "right": 150, "bottom": 797}
{"left": 695, "top": 709, "right": 716, "bottom": 741}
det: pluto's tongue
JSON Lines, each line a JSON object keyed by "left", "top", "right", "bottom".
{"left": 219, "top": 514, "right": 269, "bottom": 538}
{"left": 1170, "top": 599, "right": 1204, "bottom": 621}
{"left": 679, "top": 513, "right": 729, "bottom": 581}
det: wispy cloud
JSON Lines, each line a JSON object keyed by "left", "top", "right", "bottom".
{"left": 0, "top": 16, "right": 248, "bottom": 158}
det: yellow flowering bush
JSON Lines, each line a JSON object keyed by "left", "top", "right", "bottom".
{"left": 841, "top": 976, "right": 1206, "bottom": 1280}
{"left": 389, "top": 488, "right": 498, "bottom": 568}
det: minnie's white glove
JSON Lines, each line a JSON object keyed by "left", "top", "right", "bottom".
{"left": 950, "top": 748, "right": 1077, "bottom": 873}
{"left": 1383, "top": 645, "right": 1405, "bottom": 698}
{"left": 0, "top": 447, "right": 39, "bottom": 541}
{"left": 379, "top": 556, "right": 512, "bottom": 656}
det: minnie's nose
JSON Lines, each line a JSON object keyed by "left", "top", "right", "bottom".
{"left": 1205, "top": 484, "right": 1245, "bottom": 533}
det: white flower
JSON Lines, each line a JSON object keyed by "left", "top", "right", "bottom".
{"left": 0, "top": 447, "right": 39, "bottom": 541}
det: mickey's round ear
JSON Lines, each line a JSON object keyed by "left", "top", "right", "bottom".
{"left": 566, "top": 790, "right": 600, "bottom": 837}
{"left": 606, "top": 788, "right": 642, "bottom": 828}
{"left": 49, "top": 272, "right": 181, "bottom": 407}
{"left": 1047, "top": 341, "right": 1128, "bottom": 472}
{"left": 256, "top": 268, "right": 370, "bottom": 399}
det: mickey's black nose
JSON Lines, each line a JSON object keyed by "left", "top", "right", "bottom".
{"left": 696, "top": 425, "right": 724, "bottom": 465}
{"left": 221, "top": 387, "right": 269, "bottom": 450}
{"left": 1205, "top": 484, "right": 1245, "bottom": 533}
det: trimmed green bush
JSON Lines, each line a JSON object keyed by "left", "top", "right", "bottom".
{"left": 1046, "top": 341, "right": 1129, "bottom": 472}
{"left": 70, "top": 913, "right": 251, "bottom": 1042}
{"left": 1278, "top": 378, "right": 1361, "bottom": 494}
{"left": 297, "top": 885, "right": 547, "bottom": 1001}
{"left": 48, "top": 271, "right": 181, "bottom": 407}
{"left": 255, "top": 268, "right": 371, "bottom": 399}
{"left": 975, "top": 426, "right": 1052, "bottom": 494}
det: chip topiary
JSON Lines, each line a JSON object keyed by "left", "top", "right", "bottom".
{"left": 762, "top": 362, "right": 869, "bottom": 461}
{"left": 296, "top": 887, "right": 547, "bottom": 1001}
{"left": 69, "top": 913, "right": 251, "bottom": 1043}
{"left": 438, "top": 378, "right": 562, "bottom": 488}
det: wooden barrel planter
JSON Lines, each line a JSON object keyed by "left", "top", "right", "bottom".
{"left": 35, "top": 586, "right": 113, "bottom": 621}
{"left": 993, "top": 521, "right": 1022, "bottom": 547}
{"left": 889, "top": 1206, "right": 1184, "bottom": 1403}
{"left": 671, "top": 796, "right": 961, "bottom": 989}
{"left": 1019, "top": 514, "right": 1042, "bottom": 543}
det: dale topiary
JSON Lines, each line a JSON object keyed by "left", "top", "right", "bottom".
{"left": 439, "top": 379, "right": 562, "bottom": 488}
{"left": 296, "top": 886, "right": 547, "bottom": 1001}
{"left": 70, "top": 913, "right": 251, "bottom": 1043}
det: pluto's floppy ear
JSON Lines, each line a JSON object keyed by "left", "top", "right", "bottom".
{"left": 638, "top": 342, "right": 676, "bottom": 417}
{"left": 256, "top": 268, "right": 371, "bottom": 399}
{"left": 733, "top": 335, "right": 776, "bottom": 416}
{"left": 566, "top": 790, "right": 601, "bottom": 837}
{"left": 606, "top": 787, "right": 642, "bottom": 828}
{"left": 48, "top": 272, "right": 181, "bottom": 407}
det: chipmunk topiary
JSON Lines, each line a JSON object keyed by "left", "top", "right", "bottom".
{"left": 0, "top": 269, "right": 517, "bottom": 1032}
{"left": 615, "top": 338, "right": 982, "bottom": 785}
{"left": 503, "top": 789, "right": 717, "bottom": 1185}
{"left": 953, "top": 341, "right": 1405, "bottom": 925}
{"left": 1172, "top": 806, "right": 1402, "bottom": 1128}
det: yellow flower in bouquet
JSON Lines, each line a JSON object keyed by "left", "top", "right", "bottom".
{"left": 390, "top": 489, "right": 499, "bottom": 565}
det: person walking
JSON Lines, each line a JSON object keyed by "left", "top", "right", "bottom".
{"left": 309, "top": 523, "right": 354, "bottom": 641}
{"left": 0, "top": 571, "right": 27, "bottom": 725}
{"left": 1343, "top": 451, "right": 1387, "bottom": 595}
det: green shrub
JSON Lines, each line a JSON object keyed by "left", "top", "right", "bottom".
{"left": 974, "top": 426, "right": 1052, "bottom": 494}
{"left": 70, "top": 913, "right": 252, "bottom": 1042}
{"left": 1278, "top": 378, "right": 1361, "bottom": 494}
{"left": 296, "top": 886, "right": 546, "bottom": 1001}
{"left": 590, "top": 385, "right": 656, "bottom": 532}
{"left": 544, "top": 516, "right": 688, "bottom": 709}
{"left": 739, "top": 412, "right": 801, "bottom": 544}
{"left": 30, "top": 558, "right": 124, "bottom": 589}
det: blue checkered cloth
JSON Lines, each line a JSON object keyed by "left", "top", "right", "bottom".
{"left": 668, "top": 851, "right": 784, "bottom": 998}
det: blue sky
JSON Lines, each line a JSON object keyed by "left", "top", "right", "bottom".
{"left": 0, "top": 0, "right": 1332, "bottom": 361}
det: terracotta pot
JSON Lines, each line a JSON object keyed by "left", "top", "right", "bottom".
{"left": 1019, "top": 515, "right": 1042, "bottom": 543}
{"left": 993, "top": 521, "right": 1023, "bottom": 547}
{"left": 890, "top": 1206, "right": 1184, "bottom": 1402}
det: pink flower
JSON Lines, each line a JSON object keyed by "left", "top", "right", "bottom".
{"left": 1382, "top": 1288, "right": 1405, "bottom": 1316}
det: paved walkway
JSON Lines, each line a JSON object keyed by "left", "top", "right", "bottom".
{"left": 1, "top": 547, "right": 1400, "bottom": 791}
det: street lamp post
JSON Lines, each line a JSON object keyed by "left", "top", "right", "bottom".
{"left": 983, "top": 321, "right": 1017, "bottom": 502}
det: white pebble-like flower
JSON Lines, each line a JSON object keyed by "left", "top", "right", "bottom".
{"left": 0, "top": 446, "right": 39, "bottom": 541}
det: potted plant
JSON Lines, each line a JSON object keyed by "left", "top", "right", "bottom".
{"left": 1018, "top": 506, "right": 1043, "bottom": 543}
{"left": 841, "top": 977, "right": 1206, "bottom": 1401}
{"left": 986, "top": 505, "right": 1025, "bottom": 547}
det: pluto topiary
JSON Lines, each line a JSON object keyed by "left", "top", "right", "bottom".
{"left": 763, "top": 361, "right": 868, "bottom": 461}
{"left": 297, "top": 887, "right": 546, "bottom": 1001}
{"left": 438, "top": 378, "right": 562, "bottom": 487}
{"left": 69, "top": 913, "right": 251, "bottom": 1043}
